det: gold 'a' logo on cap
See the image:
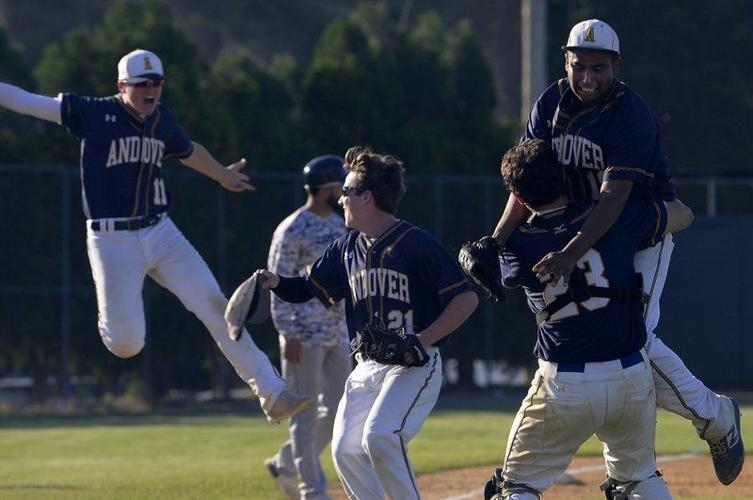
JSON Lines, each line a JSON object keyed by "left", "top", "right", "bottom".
{"left": 144, "top": 56, "right": 153, "bottom": 70}
{"left": 585, "top": 26, "right": 595, "bottom": 42}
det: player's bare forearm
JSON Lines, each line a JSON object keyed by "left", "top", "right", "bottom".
{"left": 665, "top": 198, "right": 694, "bottom": 234}
{"left": 562, "top": 181, "right": 631, "bottom": 257}
{"left": 492, "top": 193, "right": 530, "bottom": 245}
{"left": 180, "top": 142, "right": 254, "bottom": 192}
{"left": 533, "top": 180, "right": 632, "bottom": 283}
{"left": 416, "top": 291, "right": 478, "bottom": 348}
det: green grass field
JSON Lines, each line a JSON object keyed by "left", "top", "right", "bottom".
{"left": 0, "top": 396, "right": 749, "bottom": 499}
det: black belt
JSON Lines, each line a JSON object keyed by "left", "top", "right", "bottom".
{"left": 90, "top": 213, "right": 163, "bottom": 232}
{"left": 556, "top": 351, "right": 644, "bottom": 373}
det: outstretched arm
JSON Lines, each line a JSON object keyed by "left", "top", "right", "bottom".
{"left": 533, "top": 180, "right": 633, "bottom": 284}
{"left": 180, "top": 141, "right": 255, "bottom": 192}
{"left": 492, "top": 193, "right": 530, "bottom": 245}
{"left": 0, "top": 82, "right": 61, "bottom": 123}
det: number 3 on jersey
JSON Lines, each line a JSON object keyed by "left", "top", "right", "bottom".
{"left": 542, "top": 249, "right": 609, "bottom": 321}
{"left": 153, "top": 178, "right": 167, "bottom": 205}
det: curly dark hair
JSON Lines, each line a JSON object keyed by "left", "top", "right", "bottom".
{"left": 343, "top": 146, "right": 407, "bottom": 214}
{"left": 500, "top": 139, "right": 566, "bottom": 208}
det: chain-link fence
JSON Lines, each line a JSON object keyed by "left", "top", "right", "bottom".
{"left": 1, "top": 164, "right": 751, "bottom": 404}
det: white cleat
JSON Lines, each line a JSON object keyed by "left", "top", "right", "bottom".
{"left": 266, "top": 390, "right": 313, "bottom": 424}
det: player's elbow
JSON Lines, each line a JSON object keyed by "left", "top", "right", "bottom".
{"left": 457, "top": 290, "right": 479, "bottom": 318}
{"left": 665, "top": 199, "right": 694, "bottom": 234}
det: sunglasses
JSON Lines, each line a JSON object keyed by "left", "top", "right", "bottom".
{"left": 128, "top": 78, "right": 166, "bottom": 88}
{"left": 341, "top": 185, "right": 365, "bottom": 197}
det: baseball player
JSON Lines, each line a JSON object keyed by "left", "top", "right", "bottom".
{"left": 487, "top": 139, "right": 693, "bottom": 499}
{"left": 263, "top": 156, "right": 352, "bottom": 500}
{"left": 488, "top": 19, "right": 743, "bottom": 484}
{"left": 255, "top": 146, "right": 478, "bottom": 499}
{"left": 0, "top": 49, "right": 310, "bottom": 423}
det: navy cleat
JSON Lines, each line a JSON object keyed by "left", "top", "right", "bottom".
{"left": 708, "top": 398, "right": 744, "bottom": 485}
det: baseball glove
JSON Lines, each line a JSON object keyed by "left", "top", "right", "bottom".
{"left": 351, "top": 324, "right": 429, "bottom": 367}
{"left": 225, "top": 271, "right": 271, "bottom": 341}
{"left": 458, "top": 236, "right": 505, "bottom": 302}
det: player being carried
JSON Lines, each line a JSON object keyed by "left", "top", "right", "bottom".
{"left": 463, "top": 19, "right": 743, "bottom": 485}
{"left": 0, "top": 49, "right": 310, "bottom": 422}
{"left": 485, "top": 138, "right": 694, "bottom": 499}
{"left": 252, "top": 146, "right": 478, "bottom": 499}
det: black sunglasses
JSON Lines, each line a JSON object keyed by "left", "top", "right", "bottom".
{"left": 128, "top": 78, "right": 166, "bottom": 89}
{"left": 341, "top": 185, "right": 365, "bottom": 197}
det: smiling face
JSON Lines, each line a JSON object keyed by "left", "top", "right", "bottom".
{"left": 117, "top": 78, "right": 164, "bottom": 116}
{"left": 565, "top": 49, "right": 619, "bottom": 106}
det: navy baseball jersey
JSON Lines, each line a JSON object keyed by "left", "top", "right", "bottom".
{"left": 524, "top": 78, "right": 675, "bottom": 202}
{"left": 60, "top": 93, "right": 194, "bottom": 219}
{"left": 501, "top": 200, "right": 667, "bottom": 363}
{"left": 304, "top": 220, "right": 470, "bottom": 346}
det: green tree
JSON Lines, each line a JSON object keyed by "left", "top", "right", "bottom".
{"left": 205, "top": 50, "right": 302, "bottom": 169}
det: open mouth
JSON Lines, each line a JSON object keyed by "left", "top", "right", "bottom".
{"left": 144, "top": 97, "right": 156, "bottom": 105}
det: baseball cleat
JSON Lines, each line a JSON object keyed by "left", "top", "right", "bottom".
{"left": 264, "top": 458, "right": 300, "bottom": 499}
{"left": 266, "top": 390, "right": 313, "bottom": 424}
{"left": 708, "top": 397, "right": 744, "bottom": 485}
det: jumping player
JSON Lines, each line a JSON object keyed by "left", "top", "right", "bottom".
{"left": 487, "top": 139, "right": 693, "bottom": 499}
{"left": 264, "top": 155, "right": 352, "bottom": 499}
{"left": 0, "top": 49, "right": 310, "bottom": 422}
{"left": 256, "top": 146, "right": 478, "bottom": 499}
{"left": 488, "top": 20, "right": 743, "bottom": 484}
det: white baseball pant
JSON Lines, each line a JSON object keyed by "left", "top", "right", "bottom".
{"left": 635, "top": 233, "right": 735, "bottom": 440}
{"left": 86, "top": 216, "right": 285, "bottom": 411}
{"left": 502, "top": 352, "right": 671, "bottom": 499}
{"left": 331, "top": 349, "right": 442, "bottom": 500}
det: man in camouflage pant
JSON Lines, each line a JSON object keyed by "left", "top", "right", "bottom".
{"left": 264, "top": 156, "right": 352, "bottom": 500}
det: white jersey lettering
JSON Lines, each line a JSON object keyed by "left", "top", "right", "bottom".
{"left": 105, "top": 136, "right": 166, "bottom": 168}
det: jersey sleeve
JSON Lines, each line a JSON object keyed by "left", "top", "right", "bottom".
{"left": 610, "top": 200, "right": 668, "bottom": 250}
{"left": 59, "top": 93, "right": 90, "bottom": 139}
{"left": 500, "top": 233, "right": 528, "bottom": 288}
{"left": 411, "top": 231, "right": 471, "bottom": 308}
{"left": 602, "top": 93, "right": 662, "bottom": 188}
{"left": 305, "top": 237, "right": 347, "bottom": 308}
{"left": 522, "top": 82, "right": 560, "bottom": 142}
{"left": 159, "top": 108, "right": 193, "bottom": 160}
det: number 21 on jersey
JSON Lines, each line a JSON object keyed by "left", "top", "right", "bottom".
{"left": 542, "top": 249, "right": 609, "bottom": 321}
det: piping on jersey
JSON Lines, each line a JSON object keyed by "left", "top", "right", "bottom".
{"left": 363, "top": 221, "right": 405, "bottom": 327}
{"left": 378, "top": 225, "right": 418, "bottom": 326}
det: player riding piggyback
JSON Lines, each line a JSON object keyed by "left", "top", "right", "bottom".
{"left": 525, "top": 20, "right": 675, "bottom": 204}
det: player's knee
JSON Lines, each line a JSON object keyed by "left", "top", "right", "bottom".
{"left": 362, "top": 428, "right": 396, "bottom": 462}
{"left": 99, "top": 319, "right": 145, "bottom": 358}
{"left": 332, "top": 432, "right": 360, "bottom": 468}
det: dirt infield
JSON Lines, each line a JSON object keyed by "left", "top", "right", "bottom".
{"left": 328, "top": 454, "right": 751, "bottom": 499}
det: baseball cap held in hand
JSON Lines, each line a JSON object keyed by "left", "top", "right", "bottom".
{"left": 118, "top": 49, "right": 165, "bottom": 83}
{"left": 562, "top": 19, "right": 620, "bottom": 55}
